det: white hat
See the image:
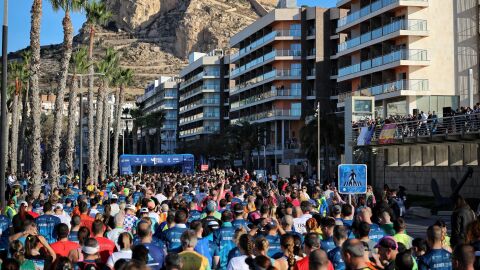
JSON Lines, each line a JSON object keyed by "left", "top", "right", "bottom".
{"left": 19, "top": 201, "right": 28, "bottom": 208}
{"left": 110, "top": 194, "right": 118, "bottom": 199}
{"left": 55, "top": 203, "right": 63, "bottom": 210}
{"left": 125, "top": 204, "right": 136, "bottom": 212}
{"left": 140, "top": 208, "right": 149, "bottom": 213}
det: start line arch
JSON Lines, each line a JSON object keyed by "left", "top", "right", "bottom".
{"left": 119, "top": 154, "right": 194, "bottom": 175}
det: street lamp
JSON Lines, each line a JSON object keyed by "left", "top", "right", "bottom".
{"left": 316, "top": 101, "right": 321, "bottom": 184}
{"left": 0, "top": 0, "right": 8, "bottom": 208}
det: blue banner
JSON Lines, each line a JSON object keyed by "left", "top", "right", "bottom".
{"left": 119, "top": 154, "right": 195, "bottom": 175}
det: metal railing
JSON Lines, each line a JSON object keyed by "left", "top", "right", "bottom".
{"left": 337, "top": 0, "right": 428, "bottom": 28}
{"left": 337, "top": 19, "right": 427, "bottom": 53}
{"left": 231, "top": 108, "right": 302, "bottom": 124}
{"left": 179, "top": 98, "right": 220, "bottom": 113}
{"left": 351, "top": 113, "right": 480, "bottom": 144}
{"left": 179, "top": 126, "right": 220, "bottom": 137}
{"left": 179, "top": 84, "right": 220, "bottom": 101}
{"left": 338, "top": 49, "right": 428, "bottom": 77}
{"left": 230, "top": 69, "right": 301, "bottom": 95}
{"left": 230, "top": 88, "right": 301, "bottom": 110}
{"left": 230, "top": 49, "right": 301, "bottom": 77}
{"left": 179, "top": 70, "right": 220, "bottom": 89}
{"left": 338, "top": 79, "right": 428, "bottom": 102}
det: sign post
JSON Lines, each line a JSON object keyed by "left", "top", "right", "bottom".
{"left": 338, "top": 164, "right": 367, "bottom": 204}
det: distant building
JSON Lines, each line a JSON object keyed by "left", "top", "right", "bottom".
{"left": 177, "top": 50, "right": 229, "bottom": 142}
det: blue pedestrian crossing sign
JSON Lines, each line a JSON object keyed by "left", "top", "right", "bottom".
{"left": 338, "top": 164, "right": 367, "bottom": 194}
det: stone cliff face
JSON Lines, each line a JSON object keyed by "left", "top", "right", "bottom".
{"left": 14, "top": 0, "right": 278, "bottom": 98}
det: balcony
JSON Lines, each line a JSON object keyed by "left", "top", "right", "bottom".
{"left": 179, "top": 98, "right": 220, "bottom": 113}
{"left": 179, "top": 70, "right": 220, "bottom": 90}
{"left": 337, "top": 19, "right": 427, "bottom": 54}
{"left": 179, "top": 112, "right": 220, "bottom": 126}
{"left": 179, "top": 126, "right": 220, "bottom": 137}
{"left": 230, "top": 69, "right": 301, "bottom": 95}
{"left": 230, "top": 49, "right": 301, "bottom": 78}
{"left": 231, "top": 30, "right": 302, "bottom": 62}
{"left": 230, "top": 88, "right": 301, "bottom": 111}
{"left": 337, "top": 49, "right": 428, "bottom": 79}
{"left": 338, "top": 79, "right": 428, "bottom": 103}
{"left": 231, "top": 108, "right": 302, "bottom": 124}
{"left": 337, "top": 0, "right": 428, "bottom": 30}
{"left": 179, "top": 84, "right": 220, "bottom": 101}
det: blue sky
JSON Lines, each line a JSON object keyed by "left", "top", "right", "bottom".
{"left": 1, "top": 0, "right": 336, "bottom": 53}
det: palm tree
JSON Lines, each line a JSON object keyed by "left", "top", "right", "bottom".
{"left": 99, "top": 92, "right": 110, "bottom": 180}
{"left": 7, "top": 61, "right": 27, "bottom": 176}
{"left": 18, "top": 51, "right": 31, "bottom": 174}
{"left": 93, "top": 48, "right": 118, "bottom": 182}
{"left": 66, "top": 47, "right": 89, "bottom": 178}
{"left": 29, "top": 0, "right": 44, "bottom": 198}
{"left": 85, "top": 0, "right": 111, "bottom": 183}
{"left": 143, "top": 110, "right": 166, "bottom": 154}
{"left": 49, "top": 0, "right": 86, "bottom": 185}
{"left": 225, "top": 121, "right": 266, "bottom": 169}
{"left": 111, "top": 68, "right": 133, "bottom": 175}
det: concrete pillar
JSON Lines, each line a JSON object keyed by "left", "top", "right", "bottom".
{"left": 410, "top": 146, "right": 422, "bottom": 166}
{"left": 449, "top": 144, "right": 463, "bottom": 166}
{"left": 398, "top": 146, "right": 410, "bottom": 166}
{"left": 274, "top": 121, "right": 277, "bottom": 174}
{"left": 422, "top": 145, "right": 435, "bottom": 166}
{"left": 387, "top": 147, "right": 398, "bottom": 166}
{"left": 382, "top": 100, "right": 387, "bottom": 119}
{"left": 406, "top": 96, "right": 417, "bottom": 115}
{"left": 464, "top": 143, "right": 479, "bottom": 166}
{"left": 435, "top": 145, "right": 448, "bottom": 166}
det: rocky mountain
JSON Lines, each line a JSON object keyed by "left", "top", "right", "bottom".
{"left": 13, "top": 0, "right": 278, "bottom": 99}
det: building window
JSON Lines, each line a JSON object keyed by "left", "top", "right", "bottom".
{"left": 291, "top": 63, "right": 301, "bottom": 76}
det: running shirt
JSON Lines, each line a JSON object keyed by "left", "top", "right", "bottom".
{"left": 180, "top": 250, "right": 210, "bottom": 270}
{"left": 265, "top": 234, "right": 282, "bottom": 258}
{"left": 232, "top": 219, "right": 250, "bottom": 231}
{"left": 214, "top": 222, "right": 236, "bottom": 270}
{"left": 144, "top": 243, "right": 165, "bottom": 270}
{"left": 162, "top": 225, "right": 188, "bottom": 252}
{"left": 419, "top": 249, "right": 452, "bottom": 270}
{"left": 0, "top": 215, "right": 11, "bottom": 250}
{"left": 35, "top": 214, "right": 61, "bottom": 244}
{"left": 320, "top": 236, "right": 336, "bottom": 253}
{"left": 188, "top": 210, "right": 202, "bottom": 223}
{"left": 195, "top": 237, "right": 213, "bottom": 268}
{"left": 327, "top": 246, "right": 345, "bottom": 270}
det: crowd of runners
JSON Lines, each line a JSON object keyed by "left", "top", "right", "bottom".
{"left": 0, "top": 170, "right": 478, "bottom": 270}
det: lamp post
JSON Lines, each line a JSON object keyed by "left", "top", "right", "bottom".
{"left": 317, "top": 101, "right": 321, "bottom": 185}
{"left": 0, "top": 0, "right": 8, "bottom": 208}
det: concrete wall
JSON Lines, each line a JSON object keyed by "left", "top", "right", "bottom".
{"left": 372, "top": 143, "right": 480, "bottom": 198}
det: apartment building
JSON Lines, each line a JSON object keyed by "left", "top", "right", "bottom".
{"left": 137, "top": 76, "right": 179, "bottom": 153}
{"left": 333, "top": 0, "right": 479, "bottom": 117}
{"left": 228, "top": 4, "right": 332, "bottom": 169}
{"left": 177, "top": 50, "right": 229, "bottom": 143}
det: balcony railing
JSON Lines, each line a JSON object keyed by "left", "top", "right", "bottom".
{"left": 179, "top": 98, "right": 220, "bottom": 113}
{"left": 231, "top": 108, "right": 302, "bottom": 124}
{"left": 231, "top": 29, "right": 302, "bottom": 62}
{"left": 180, "top": 70, "right": 220, "bottom": 89}
{"left": 230, "top": 69, "right": 301, "bottom": 95}
{"left": 230, "top": 88, "right": 301, "bottom": 110}
{"left": 337, "top": 0, "right": 428, "bottom": 28}
{"left": 338, "top": 49, "right": 428, "bottom": 77}
{"left": 179, "top": 112, "right": 220, "bottom": 125}
{"left": 179, "top": 126, "right": 220, "bottom": 137}
{"left": 338, "top": 79, "right": 428, "bottom": 102}
{"left": 179, "top": 84, "right": 220, "bottom": 101}
{"left": 230, "top": 49, "right": 301, "bottom": 77}
{"left": 337, "top": 19, "right": 427, "bottom": 53}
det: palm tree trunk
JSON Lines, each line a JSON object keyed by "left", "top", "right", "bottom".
{"left": 111, "top": 85, "right": 124, "bottom": 175}
{"left": 132, "top": 124, "right": 138, "bottom": 154}
{"left": 18, "top": 81, "right": 30, "bottom": 173}
{"left": 29, "top": 0, "right": 43, "bottom": 198}
{"left": 10, "top": 88, "right": 20, "bottom": 176}
{"left": 66, "top": 75, "right": 78, "bottom": 178}
{"left": 49, "top": 10, "right": 74, "bottom": 185}
{"left": 93, "top": 83, "right": 105, "bottom": 182}
{"left": 87, "top": 24, "right": 96, "bottom": 184}
{"left": 100, "top": 93, "right": 109, "bottom": 180}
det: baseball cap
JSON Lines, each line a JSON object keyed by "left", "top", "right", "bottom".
{"left": 205, "top": 200, "right": 217, "bottom": 212}
{"left": 55, "top": 203, "right": 63, "bottom": 210}
{"left": 375, "top": 236, "right": 398, "bottom": 250}
{"left": 140, "top": 208, "right": 149, "bottom": 214}
{"left": 332, "top": 204, "right": 342, "bottom": 214}
{"left": 110, "top": 194, "right": 118, "bottom": 199}
{"left": 19, "top": 201, "right": 28, "bottom": 208}
{"left": 125, "top": 204, "right": 136, "bottom": 212}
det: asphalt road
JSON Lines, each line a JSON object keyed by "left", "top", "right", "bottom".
{"left": 404, "top": 214, "right": 451, "bottom": 239}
